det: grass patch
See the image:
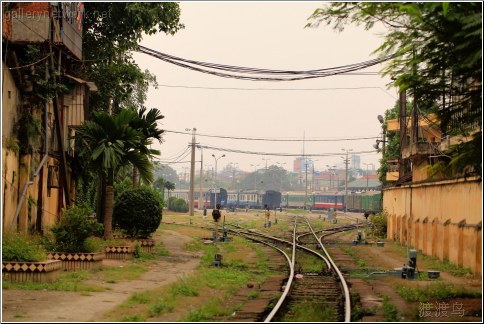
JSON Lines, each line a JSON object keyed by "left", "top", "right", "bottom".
{"left": 128, "top": 292, "right": 151, "bottom": 304}
{"left": 183, "top": 298, "right": 231, "bottom": 321}
{"left": 351, "top": 292, "right": 377, "bottom": 321}
{"left": 340, "top": 246, "right": 368, "bottom": 269}
{"left": 120, "top": 314, "right": 145, "bottom": 322}
{"left": 2, "top": 270, "right": 107, "bottom": 292}
{"left": 98, "top": 264, "right": 147, "bottom": 282}
{"left": 280, "top": 301, "right": 338, "bottom": 322}
{"left": 147, "top": 298, "right": 174, "bottom": 316}
{"left": 170, "top": 279, "right": 199, "bottom": 297}
{"left": 381, "top": 295, "right": 400, "bottom": 321}
{"left": 395, "top": 282, "right": 481, "bottom": 302}
{"left": 14, "top": 313, "right": 27, "bottom": 318}
{"left": 184, "top": 239, "right": 203, "bottom": 252}
{"left": 295, "top": 250, "right": 326, "bottom": 273}
{"left": 248, "top": 290, "right": 261, "bottom": 299}
{"left": 105, "top": 227, "right": 273, "bottom": 322}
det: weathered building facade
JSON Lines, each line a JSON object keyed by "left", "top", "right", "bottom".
{"left": 2, "top": 2, "right": 94, "bottom": 234}
{"left": 383, "top": 96, "right": 482, "bottom": 275}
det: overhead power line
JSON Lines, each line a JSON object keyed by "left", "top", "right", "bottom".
{"left": 137, "top": 45, "right": 394, "bottom": 81}
{"left": 156, "top": 84, "right": 397, "bottom": 99}
{"left": 164, "top": 130, "right": 378, "bottom": 142}
{"left": 197, "top": 144, "right": 376, "bottom": 157}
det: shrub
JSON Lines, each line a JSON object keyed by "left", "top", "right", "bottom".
{"left": 168, "top": 197, "right": 189, "bottom": 213}
{"left": 113, "top": 187, "right": 163, "bottom": 238}
{"left": 2, "top": 233, "right": 47, "bottom": 262}
{"left": 369, "top": 210, "right": 388, "bottom": 238}
{"left": 47, "top": 204, "right": 104, "bottom": 253}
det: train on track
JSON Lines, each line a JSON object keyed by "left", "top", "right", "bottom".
{"left": 169, "top": 188, "right": 381, "bottom": 213}
{"left": 169, "top": 188, "right": 281, "bottom": 209}
{"left": 282, "top": 191, "right": 382, "bottom": 213}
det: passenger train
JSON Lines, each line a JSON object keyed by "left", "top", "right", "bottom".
{"left": 168, "top": 188, "right": 281, "bottom": 209}
{"left": 168, "top": 188, "right": 381, "bottom": 214}
{"left": 281, "top": 191, "right": 382, "bottom": 213}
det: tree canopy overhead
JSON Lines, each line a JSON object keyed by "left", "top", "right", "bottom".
{"left": 307, "top": 2, "right": 481, "bottom": 176}
{"left": 82, "top": 2, "right": 184, "bottom": 112}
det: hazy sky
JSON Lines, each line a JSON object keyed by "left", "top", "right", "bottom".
{"left": 132, "top": 2, "right": 397, "bottom": 175}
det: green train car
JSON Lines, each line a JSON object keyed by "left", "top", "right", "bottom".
{"left": 345, "top": 191, "right": 382, "bottom": 213}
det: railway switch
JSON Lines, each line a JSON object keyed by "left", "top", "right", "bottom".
{"left": 401, "top": 249, "right": 417, "bottom": 279}
{"left": 213, "top": 253, "right": 223, "bottom": 267}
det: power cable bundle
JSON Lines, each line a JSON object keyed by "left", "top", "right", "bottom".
{"left": 137, "top": 45, "right": 393, "bottom": 81}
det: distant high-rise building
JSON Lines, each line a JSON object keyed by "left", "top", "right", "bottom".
{"left": 351, "top": 155, "right": 360, "bottom": 170}
{"left": 293, "top": 157, "right": 314, "bottom": 173}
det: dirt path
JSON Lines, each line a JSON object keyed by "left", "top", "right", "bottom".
{"left": 2, "top": 230, "right": 201, "bottom": 322}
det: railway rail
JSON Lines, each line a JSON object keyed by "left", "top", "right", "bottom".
{"left": 227, "top": 216, "right": 351, "bottom": 322}
{"left": 162, "top": 216, "right": 352, "bottom": 322}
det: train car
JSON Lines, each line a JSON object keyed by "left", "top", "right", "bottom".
{"left": 282, "top": 191, "right": 314, "bottom": 209}
{"left": 170, "top": 189, "right": 189, "bottom": 201}
{"left": 193, "top": 191, "right": 211, "bottom": 209}
{"left": 171, "top": 189, "right": 212, "bottom": 208}
{"left": 345, "top": 191, "right": 382, "bottom": 213}
{"left": 209, "top": 188, "right": 228, "bottom": 208}
{"left": 313, "top": 193, "right": 344, "bottom": 211}
{"left": 361, "top": 191, "right": 382, "bottom": 213}
{"left": 262, "top": 190, "right": 282, "bottom": 209}
{"left": 226, "top": 190, "right": 238, "bottom": 208}
{"left": 345, "top": 193, "right": 362, "bottom": 212}
{"left": 237, "top": 190, "right": 263, "bottom": 209}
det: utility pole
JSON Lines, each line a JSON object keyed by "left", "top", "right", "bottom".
{"left": 363, "top": 162, "right": 369, "bottom": 192}
{"left": 212, "top": 154, "right": 225, "bottom": 208}
{"left": 250, "top": 164, "right": 260, "bottom": 191}
{"left": 303, "top": 131, "right": 307, "bottom": 210}
{"left": 262, "top": 157, "right": 270, "bottom": 172}
{"left": 187, "top": 128, "right": 197, "bottom": 216}
{"left": 197, "top": 146, "right": 203, "bottom": 210}
{"left": 399, "top": 90, "right": 407, "bottom": 183}
{"left": 305, "top": 160, "right": 308, "bottom": 210}
{"left": 341, "top": 149, "right": 353, "bottom": 213}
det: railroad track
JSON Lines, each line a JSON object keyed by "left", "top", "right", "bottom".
{"left": 162, "top": 218, "right": 351, "bottom": 322}
{"left": 227, "top": 216, "right": 351, "bottom": 322}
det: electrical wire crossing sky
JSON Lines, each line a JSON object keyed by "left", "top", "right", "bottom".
{"left": 132, "top": 2, "right": 397, "bottom": 174}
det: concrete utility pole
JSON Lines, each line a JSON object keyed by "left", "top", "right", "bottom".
{"left": 187, "top": 128, "right": 197, "bottom": 216}
{"left": 341, "top": 149, "right": 353, "bottom": 213}
{"left": 250, "top": 164, "right": 260, "bottom": 191}
{"left": 327, "top": 165, "right": 336, "bottom": 190}
{"left": 262, "top": 157, "right": 270, "bottom": 172}
{"left": 197, "top": 146, "right": 203, "bottom": 210}
{"left": 212, "top": 154, "right": 225, "bottom": 208}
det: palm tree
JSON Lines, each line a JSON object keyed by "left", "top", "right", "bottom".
{"left": 164, "top": 180, "right": 175, "bottom": 210}
{"left": 77, "top": 110, "right": 154, "bottom": 239}
{"left": 130, "top": 107, "right": 164, "bottom": 187}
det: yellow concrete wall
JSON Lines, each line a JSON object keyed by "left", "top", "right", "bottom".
{"left": 2, "top": 68, "right": 21, "bottom": 233}
{"left": 2, "top": 68, "right": 64, "bottom": 234}
{"left": 383, "top": 178, "right": 482, "bottom": 276}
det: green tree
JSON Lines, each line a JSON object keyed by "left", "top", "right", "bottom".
{"left": 82, "top": 3, "right": 184, "bottom": 113}
{"left": 308, "top": 2, "right": 481, "bottom": 177}
{"left": 154, "top": 163, "right": 180, "bottom": 186}
{"left": 76, "top": 110, "right": 154, "bottom": 239}
{"left": 164, "top": 180, "right": 176, "bottom": 210}
{"left": 129, "top": 107, "right": 165, "bottom": 187}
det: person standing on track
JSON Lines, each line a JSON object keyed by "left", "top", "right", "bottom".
{"left": 264, "top": 206, "right": 271, "bottom": 227}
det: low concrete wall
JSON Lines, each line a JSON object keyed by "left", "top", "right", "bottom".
{"left": 2, "top": 260, "right": 62, "bottom": 283}
{"left": 47, "top": 252, "right": 104, "bottom": 271}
